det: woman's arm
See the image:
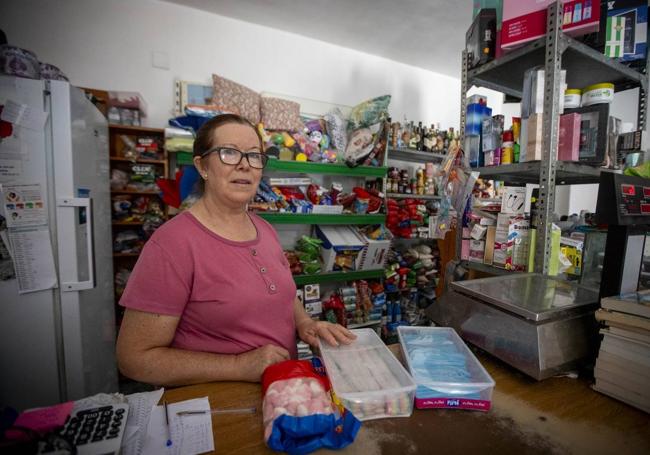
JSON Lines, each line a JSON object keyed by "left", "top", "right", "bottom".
{"left": 293, "top": 297, "right": 356, "bottom": 347}
{"left": 116, "top": 308, "right": 289, "bottom": 385}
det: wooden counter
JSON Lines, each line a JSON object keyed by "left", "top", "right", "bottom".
{"left": 162, "top": 346, "right": 650, "bottom": 454}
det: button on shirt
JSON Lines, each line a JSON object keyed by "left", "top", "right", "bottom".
{"left": 120, "top": 212, "right": 297, "bottom": 358}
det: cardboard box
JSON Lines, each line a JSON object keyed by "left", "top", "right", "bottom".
{"left": 521, "top": 68, "right": 567, "bottom": 117}
{"left": 559, "top": 113, "right": 581, "bottom": 161}
{"left": 524, "top": 113, "right": 544, "bottom": 161}
{"left": 467, "top": 8, "right": 498, "bottom": 68}
{"left": 494, "top": 213, "right": 530, "bottom": 271}
{"left": 527, "top": 225, "right": 561, "bottom": 275}
{"left": 304, "top": 283, "right": 320, "bottom": 302}
{"left": 470, "top": 223, "right": 488, "bottom": 240}
{"left": 501, "top": 0, "right": 600, "bottom": 50}
{"left": 484, "top": 226, "right": 497, "bottom": 265}
{"left": 354, "top": 227, "right": 393, "bottom": 271}
{"left": 469, "top": 240, "right": 486, "bottom": 263}
{"left": 500, "top": 186, "right": 527, "bottom": 214}
{"left": 461, "top": 239, "right": 471, "bottom": 261}
{"left": 599, "top": 0, "right": 648, "bottom": 62}
{"left": 560, "top": 236, "right": 584, "bottom": 275}
{"left": 315, "top": 226, "right": 365, "bottom": 272}
{"left": 565, "top": 103, "right": 610, "bottom": 165}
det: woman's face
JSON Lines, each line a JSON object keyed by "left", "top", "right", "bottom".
{"left": 196, "top": 123, "right": 263, "bottom": 208}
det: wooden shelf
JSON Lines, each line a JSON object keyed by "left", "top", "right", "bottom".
{"left": 111, "top": 189, "right": 160, "bottom": 195}
{"left": 108, "top": 124, "right": 164, "bottom": 134}
{"left": 110, "top": 157, "right": 165, "bottom": 165}
{"left": 113, "top": 252, "right": 140, "bottom": 258}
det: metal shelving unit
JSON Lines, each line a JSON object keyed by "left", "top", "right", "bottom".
{"left": 387, "top": 146, "right": 446, "bottom": 163}
{"left": 459, "top": 260, "right": 518, "bottom": 276}
{"left": 386, "top": 192, "right": 441, "bottom": 200}
{"left": 473, "top": 161, "right": 603, "bottom": 185}
{"left": 459, "top": 0, "right": 649, "bottom": 275}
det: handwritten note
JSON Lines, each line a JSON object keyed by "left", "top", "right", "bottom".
{"left": 141, "top": 397, "right": 214, "bottom": 455}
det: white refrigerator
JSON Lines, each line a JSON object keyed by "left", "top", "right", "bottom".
{"left": 0, "top": 75, "right": 118, "bottom": 411}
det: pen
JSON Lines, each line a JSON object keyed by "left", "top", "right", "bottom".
{"left": 163, "top": 400, "right": 172, "bottom": 447}
{"left": 176, "top": 406, "right": 256, "bottom": 416}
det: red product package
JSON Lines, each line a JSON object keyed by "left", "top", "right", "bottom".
{"left": 261, "top": 360, "right": 361, "bottom": 453}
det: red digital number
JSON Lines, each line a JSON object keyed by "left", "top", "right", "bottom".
{"left": 622, "top": 184, "right": 636, "bottom": 196}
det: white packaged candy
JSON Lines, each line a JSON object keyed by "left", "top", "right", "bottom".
{"left": 318, "top": 328, "right": 416, "bottom": 420}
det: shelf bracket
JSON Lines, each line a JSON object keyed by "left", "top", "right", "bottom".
{"left": 535, "top": 0, "right": 563, "bottom": 275}
{"left": 455, "top": 51, "right": 470, "bottom": 263}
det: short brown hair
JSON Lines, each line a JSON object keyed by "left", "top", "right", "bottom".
{"left": 192, "top": 113, "right": 263, "bottom": 157}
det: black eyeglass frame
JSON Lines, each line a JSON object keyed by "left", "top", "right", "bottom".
{"left": 200, "top": 146, "right": 269, "bottom": 169}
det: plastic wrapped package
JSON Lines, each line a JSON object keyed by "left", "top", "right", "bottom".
{"left": 398, "top": 326, "right": 495, "bottom": 411}
{"left": 318, "top": 329, "right": 416, "bottom": 421}
{"left": 261, "top": 360, "right": 360, "bottom": 455}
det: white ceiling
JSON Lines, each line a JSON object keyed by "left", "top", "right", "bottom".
{"left": 162, "top": 0, "right": 472, "bottom": 78}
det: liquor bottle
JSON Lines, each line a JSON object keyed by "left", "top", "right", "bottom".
{"left": 417, "top": 122, "right": 424, "bottom": 151}
{"left": 408, "top": 122, "right": 419, "bottom": 149}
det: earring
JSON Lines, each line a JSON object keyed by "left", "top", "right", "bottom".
{"left": 202, "top": 174, "right": 208, "bottom": 180}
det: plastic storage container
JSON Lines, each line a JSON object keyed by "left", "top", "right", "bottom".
{"left": 564, "top": 89, "right": 582, "bottom": 109}
{"left": 581, "top": 83, "right": 614, "bottom": 107}
{"left": 318, "top": 328, "right": 416, "bottom": 421}
{"left": 397, "top": 326, "right": 495, "bottom": 411}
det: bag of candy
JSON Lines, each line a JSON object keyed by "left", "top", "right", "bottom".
{"left": 262, "top": 360, "right": 361, "bottom": 455}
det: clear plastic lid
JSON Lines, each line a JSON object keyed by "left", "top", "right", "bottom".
{"left": 398, "top": 326, "right": 495, "bottom": 389}
{"left": 318, "top": 329, "right": 416, "bottom": 399}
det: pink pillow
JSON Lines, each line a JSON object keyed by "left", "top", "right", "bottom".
{"left": 260, "top": 97, "right": 304, "bottom": 132}
{"left": 211, "top": 74, "right": 260, "bottom": 124}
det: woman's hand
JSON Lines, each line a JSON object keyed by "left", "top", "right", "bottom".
{"left": 297, "top": 320, "right": 357, "bottom": 348}
{"left": 235, "top": 344, "right": 290, "bottom": 382}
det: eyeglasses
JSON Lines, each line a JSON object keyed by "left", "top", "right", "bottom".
{"left": 202, "top": 147, "right": 268, "bottom": 169}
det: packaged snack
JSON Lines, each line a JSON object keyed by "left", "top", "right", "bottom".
{"left": 262, "top": 360, "right": 361, "bottom": 454}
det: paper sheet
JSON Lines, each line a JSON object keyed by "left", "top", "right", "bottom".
{"left": 8, "top": 225, "right": 58, "bottom": 293}
{"left": 141, "top": 397, "right": 214, "bottom": 455}
{"left": 1, "top": 183, "right": 47, "bottom": 228}
{"left": 121, "top": 388, "right": 165, "bottom": 455}
{"left": 0, "top": 99, "right": 48, "bottom": 131}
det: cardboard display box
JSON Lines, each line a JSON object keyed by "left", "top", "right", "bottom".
{"left": 559, "top": 113, "right": 581, "bottom": 161}
{"left": 315, "top": 226, "right": 365, "bottom": 272}
{"left": 354, "top": 227, "right": 393, "bottom": 271}
{"left": 502, "top": 0, "right": 600, "bottom": 50}
{"left": 494, "top": 213, "right": 530, "bottom": 271}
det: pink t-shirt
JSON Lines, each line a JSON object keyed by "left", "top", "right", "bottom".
{"left": 119, "top": 211, "right": 297, "bottom": 358}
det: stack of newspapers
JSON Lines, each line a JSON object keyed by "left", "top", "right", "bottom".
{"left": 594, "top": 291, "right": 650, "bottom": 413}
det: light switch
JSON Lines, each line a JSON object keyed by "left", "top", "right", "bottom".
{"left": 152, "top": 51, "right": 170, "bottom": 70}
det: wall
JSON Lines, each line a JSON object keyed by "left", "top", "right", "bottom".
{"left": 0, "top": 0, "right": 461, "bottom": 129}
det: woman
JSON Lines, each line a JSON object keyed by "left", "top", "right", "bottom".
{"left": 116, "top": 114, "right": 355, "bottom": 386}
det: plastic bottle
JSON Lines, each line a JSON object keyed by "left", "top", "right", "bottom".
{"left": 501, "top": 131, "right": 514, "bottom": 164}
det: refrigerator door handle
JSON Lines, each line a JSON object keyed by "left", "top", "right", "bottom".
{"left": 57, "top": 197, "right": 95, "bottom": 291}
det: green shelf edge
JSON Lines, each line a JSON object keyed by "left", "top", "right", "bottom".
{"left": 293, "top": 269, "right": 384, "bottom": 285}
{"left": 256, "top": 213, "right": 386, "bottom": 224}
{"left": 266, "top": 159, "right": 387, "bottom": 177}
